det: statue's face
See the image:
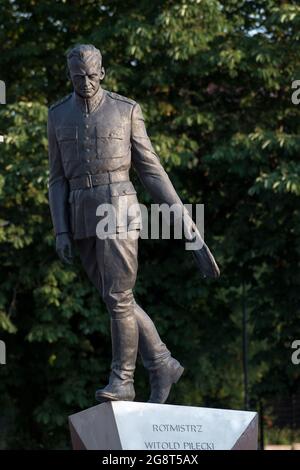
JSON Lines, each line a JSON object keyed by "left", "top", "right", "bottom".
{"left": 68, "top": 58, "right": 102, "bottom": 99}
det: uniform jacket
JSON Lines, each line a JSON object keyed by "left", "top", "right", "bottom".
{"left": 47, "top": 87, "right": 184, "bottom": 240}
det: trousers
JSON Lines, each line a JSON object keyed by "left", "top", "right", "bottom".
{"left": 75, "top": 231, "right": 171, "bottom": 371}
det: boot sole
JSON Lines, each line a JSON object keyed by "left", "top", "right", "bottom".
{"left": 95, "top": 391, "right": 135, "bottom": 403}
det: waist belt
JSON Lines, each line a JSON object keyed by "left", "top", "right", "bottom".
{"left": 69, "top": 170, "right": 129, "bottom": 190}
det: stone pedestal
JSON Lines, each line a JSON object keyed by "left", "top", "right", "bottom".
{"left": 69, "top": 401, "right": 258, "bottom": 450}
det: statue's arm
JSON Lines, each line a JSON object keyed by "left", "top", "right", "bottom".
{"left": 48, "top": 111, "right": 73, "bottom": 264}
{"left": 130, "top": 102, "right": 183, "bottom": 208}
{"left": 130, "top": 102, "right": 220, "bottom": 278}
{"left": 131, "top": 102, "right": 197, "bottom": 238}
{"left": 47, "top": 110, "right": 70, "bottom": 236}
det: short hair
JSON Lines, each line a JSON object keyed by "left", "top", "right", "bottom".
{"left": 67, "top": 44, "right": 102, "bottom": 71}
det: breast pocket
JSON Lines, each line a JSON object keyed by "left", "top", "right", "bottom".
{"left": 56, "top": 127, "right": 79, "bottom": 162}
{"left": 96, "top": 125, "right": 128, "bottom": 159}
{"left": 110, "top": 181, "right": 142, "bottom": 232}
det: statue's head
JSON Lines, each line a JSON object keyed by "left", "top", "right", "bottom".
{"left": 67, "top": 44, "right": 105, "bottom": 99}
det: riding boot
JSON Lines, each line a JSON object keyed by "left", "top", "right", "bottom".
{"left": 95, "top": 313, "right": 138, "bottom": 402}
{"left": 134, "top": 302, "right": 184, "bottom": 404}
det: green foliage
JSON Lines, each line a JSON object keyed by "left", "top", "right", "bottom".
{"left": 0, "top": 0, "right": 300, "bottom": 448}
{"left": 264, "top": 427, "right": 300, "bottom": 446}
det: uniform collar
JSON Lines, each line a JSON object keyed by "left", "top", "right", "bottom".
{"left": 74, "top": 86, "right": 104, "bottom": 115}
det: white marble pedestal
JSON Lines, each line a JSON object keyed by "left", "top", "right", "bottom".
{"left": 69, "top": 401, "right": 258, "bottom": 450}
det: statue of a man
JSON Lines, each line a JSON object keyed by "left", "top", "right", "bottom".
{"left": 47, "top": 44, "right": 219, "bottom": 404}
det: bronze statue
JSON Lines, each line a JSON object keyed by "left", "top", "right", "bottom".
{"left": 47, "top": 44, "right": 219, "bottom": 404}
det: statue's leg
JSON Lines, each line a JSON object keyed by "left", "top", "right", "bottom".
{"left": 75, "top": 236, "right": 168, "bottom": 369}
{"left": 96, "top": 231, "right": 139, "bottom": 402}
{"left": 95, "top": 288, "right": 138, "bottom": 402}
{"left": 75, "top": 233, "right": 183, "bottom": 403}
{"left": 76, "top": 232, "right": 139, "bottom": 402}
{"left": 134, "top": 302, "right": 171, "bottom": 370}
{"left": 75, "top": 236, "right": 101, "bottom": 291}
{"left": 134, "top": 302, "right": 184, "bottom": 403}
{"left": 75, "top": 235, "right": 170, "bottom": 371}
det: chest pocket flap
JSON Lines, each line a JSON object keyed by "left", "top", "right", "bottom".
{"left": 57, "top": 127, "right": 78, "bottom": 141}
{"left": 97, "top": 126, "right": 124, "bottom": 140}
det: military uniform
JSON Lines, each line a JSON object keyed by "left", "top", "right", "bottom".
{"left": 48, "top": 84, "right": 221, "bottom": 402}
{"left": 48, "top": 86, "right": 190, "bottom": 401}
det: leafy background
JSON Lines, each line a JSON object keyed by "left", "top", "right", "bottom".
{"left": 0, "top": 0, "right": 299, "bottom": 449}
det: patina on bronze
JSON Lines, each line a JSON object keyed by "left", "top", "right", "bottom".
{"left": 47, "top": 44, "right": 220, "bottom": 404}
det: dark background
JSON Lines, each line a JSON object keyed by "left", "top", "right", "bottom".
{"left": 0, "top": 0, "right": 299, "bottom": 449}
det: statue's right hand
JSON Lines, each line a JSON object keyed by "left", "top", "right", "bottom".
{"left": 56, "top": 233, "right": 74, "bottom": 265}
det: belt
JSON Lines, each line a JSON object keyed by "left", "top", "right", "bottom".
{"left": 69, "top": 170, "right": 129, "bottom": 190}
